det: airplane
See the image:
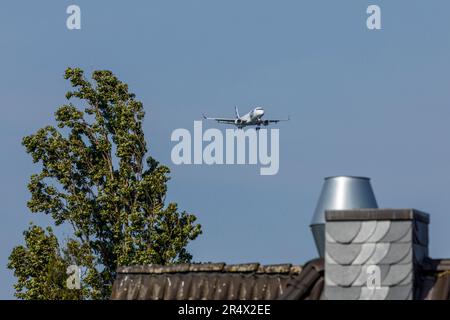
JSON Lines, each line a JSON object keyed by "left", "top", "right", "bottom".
{"left": 202, "top": 107, "right": 289, "bottom": 130}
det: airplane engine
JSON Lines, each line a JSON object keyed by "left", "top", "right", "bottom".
{"left": 235, "top": 119, "right": 242, "bottom": 125}
{"left": 262, "top": 120, "right": 269, "bottom": 126}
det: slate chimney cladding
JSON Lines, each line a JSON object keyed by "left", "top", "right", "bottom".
{"left": 311, "top": 176, "right": 378, "bottom": 257}
{"left": 324, "top": 209, "right": 429, "bottom": 300}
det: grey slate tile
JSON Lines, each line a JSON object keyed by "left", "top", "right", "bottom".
{"left": 380, "top": 221, "right": 411, "bottom": 243}
{"left": 326, "top": 243, "right": 362, "bottom": 265}
{"left": 326, "top": 221, "right": 361, "bottom": 244}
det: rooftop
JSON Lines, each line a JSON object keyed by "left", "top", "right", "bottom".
{"left": 111, "top": 258, "right": 450, "bottom": 300}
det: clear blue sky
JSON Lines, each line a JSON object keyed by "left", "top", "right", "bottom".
{"left": 2, "top": 0, "right": 450, "bottom": 299}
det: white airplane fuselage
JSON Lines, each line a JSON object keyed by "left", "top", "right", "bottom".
{"left": 235, "top": 107, "right": 266, "bottom": 128}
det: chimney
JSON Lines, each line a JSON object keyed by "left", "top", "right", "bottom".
{"left": 324, "top": 209, "right": 429, "bottom": 300}
{"left": 310, "top": 176, "right": 378, "bottom": 257}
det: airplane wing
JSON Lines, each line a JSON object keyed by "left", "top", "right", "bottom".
{"left": 202, "top": 114, "right": 236, "bottom": 124}
{"left": 263, "top": 116, "right": 290, "bottom": 123}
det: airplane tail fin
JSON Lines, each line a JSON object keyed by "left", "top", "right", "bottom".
{"left": 235, "top": 106, "right": 240, "bottom": 119}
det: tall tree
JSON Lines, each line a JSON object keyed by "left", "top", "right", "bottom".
{"left": 8, "top": 68, "right": 202, "bottom": 299}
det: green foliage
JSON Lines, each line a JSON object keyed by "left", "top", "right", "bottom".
{"left": 8, "top": 68, "right": 202, "bottom": 299}
{"left": 7, "top": 225, "right": 82, "bottom": 300}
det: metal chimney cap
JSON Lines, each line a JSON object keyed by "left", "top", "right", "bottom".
{"left": 310, "top": 175, "right": 378, "bottom": 257}
{"left": 325, "top": 175, "right": 371, "bottom": 180}
{"left": 311, "top": 175, "right": 378, "bottom": 226}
